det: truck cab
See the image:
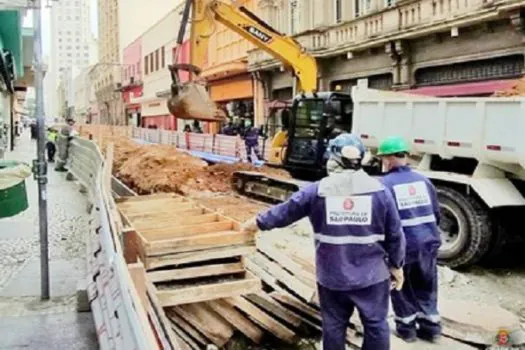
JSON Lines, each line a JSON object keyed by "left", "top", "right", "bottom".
{"left": 284, "top": 92, "right": 353, "bottom": 178}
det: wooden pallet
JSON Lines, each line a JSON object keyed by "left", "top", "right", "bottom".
{"left": 117, "top": 194, "right": 261, "bottom": 307}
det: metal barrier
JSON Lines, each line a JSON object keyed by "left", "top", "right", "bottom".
{"left": 61, "top": 135, "right": 170, "bottom": 350}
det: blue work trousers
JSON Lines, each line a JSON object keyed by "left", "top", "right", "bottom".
{"left": 318, "top": 280, "right": 390, "bottom": 350}
{"left": 391, "top": 253, "right": 441, "bottom": 340}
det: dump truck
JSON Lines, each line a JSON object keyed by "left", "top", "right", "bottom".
{"left": 236, "top": 84, "right": 525, "bottom": 269}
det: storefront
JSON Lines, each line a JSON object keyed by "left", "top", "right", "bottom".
{"left": 139, "top": 99, "right": 177, "bottom": 130}
{"left": 330, "top": 73, "right": 394, "bottom": 93}
{"left": 122, "top": 85, "right": 143, "bottom": 127}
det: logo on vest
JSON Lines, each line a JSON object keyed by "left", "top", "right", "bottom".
{"left": 343, "top": 198, "right": 354, "bottom": 210}
{"left": 326, "top": 196, "right": 372, "bottom": 226}
{"left": 393, "top": 181, "right": 431, "bottom": 210}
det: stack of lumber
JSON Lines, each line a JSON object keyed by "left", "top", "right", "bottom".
{"left": 117, "top": 194, "right": 307, "bottom": 348}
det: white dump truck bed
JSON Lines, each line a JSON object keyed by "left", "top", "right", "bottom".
{"left": 351, "top": 86, "right": 525, "bottom": 171}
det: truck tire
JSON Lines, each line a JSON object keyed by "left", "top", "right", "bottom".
{"left": 436, "top": 186, "right": 492, "bottom": 268}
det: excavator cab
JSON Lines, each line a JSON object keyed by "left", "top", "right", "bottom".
{"left": 284, "top": 92, "right": 353, "bottom": 178}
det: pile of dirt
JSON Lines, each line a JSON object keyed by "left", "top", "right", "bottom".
{"left": 492, "top": 79, "right": 525, "bottom": 96}
{"left": 98, "top": 136, "right": 290, "bottom": 195}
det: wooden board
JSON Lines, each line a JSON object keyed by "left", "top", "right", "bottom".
{"left": 165, "top": 309, "right": 209, "bottom": 346}
{"left": 133, "top": 213, "right": 219, "bottom": 230}
{"left": 141, "top": 221, "right": 234, "bottom": 240}
{"left": 207, "top": 299, "right": 264, "bottom": 344}
{"left": 116, "top": 193, "right": 176, "bottom": 203}
{"left": 156, "top": 271, "right": 262, "bottom": 306}
{"left": 146, "top": 230, "right": 255, "bottom": 256}
{"left": 146, "top": 245, "right": 256, "bottom": 270}
{"left": 171, "top": 303, "right": 234, "bottom": 347}
{"left": 147, "top": 262, "right": 245, "bottom": 283}
{"left": 225, "top": 296, "right": 297, "bottom": 344}
{"left": 245, "top": 293, "right": 303, "bottom": 328}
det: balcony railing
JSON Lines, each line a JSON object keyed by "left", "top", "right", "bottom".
{"left": 248, "top": 0, "right": 511, "bottom": 69}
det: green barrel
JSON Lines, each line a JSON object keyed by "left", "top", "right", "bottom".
{"left": 0, "top": 160, "right": 30, "bottom": 219}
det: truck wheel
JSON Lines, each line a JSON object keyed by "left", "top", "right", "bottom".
{"left": 436, "top": 186, "right": 492, "bottom": 268}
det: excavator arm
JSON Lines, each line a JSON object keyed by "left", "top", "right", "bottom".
{"left": 167, "top": 0, "right": 318, "bottom": 121}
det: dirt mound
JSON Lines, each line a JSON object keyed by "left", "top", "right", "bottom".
{"left": 98, "top": 136, "right": 290, "bottom": 195}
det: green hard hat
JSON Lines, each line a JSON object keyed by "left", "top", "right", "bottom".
{"left": 378, "top": 136, "right": 410, "bottom": 156}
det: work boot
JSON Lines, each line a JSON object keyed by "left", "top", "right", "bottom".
{"left": 394, "top": 330, "right": 417, "bottom": 343}
{"left": 417, "top": 329, "right": 441, "bottom": 343}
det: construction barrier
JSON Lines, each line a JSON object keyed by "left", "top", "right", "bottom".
{"left": 61, "top": 134, "right": 174, "bottom": 350}
{"left": 80, "top": 125, "right": 273, "bottom": 163}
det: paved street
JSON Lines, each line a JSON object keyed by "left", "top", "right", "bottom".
{"left": 0, "top": 131, "right": 97, "bottom": 349}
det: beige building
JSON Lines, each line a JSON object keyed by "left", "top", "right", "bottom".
{"left": 94, "top": 0, "right": 123, "bottom": 124}
{"left": 74, "top": 67, "right": 96, "bottom": 122}
{"left": 250, "top": 0, "right": 525, "bottom": 101}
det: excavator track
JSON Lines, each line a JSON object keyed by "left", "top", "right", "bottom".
{"left": 231, "top": 171, "right": 310, "bottom": 204}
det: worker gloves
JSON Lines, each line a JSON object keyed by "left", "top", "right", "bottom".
{"left": 241, "top": 217, "right": 259, "bottom": 235}
{"left": 390, "top": 267, "right": 404, "bottom": 291}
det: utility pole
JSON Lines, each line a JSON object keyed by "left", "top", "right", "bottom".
{"left": 31, "top": 0, "right": 50, "bottom": 300}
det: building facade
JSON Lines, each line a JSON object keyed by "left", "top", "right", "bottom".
{"left": 249, "top": 0, "right": 525, "bottom": 104}
{"left": 94, "top": 0, "right": 123, "bottom": 124}
{"left": 130, "top": 4, "right": 190, "bottom": 130}
{"left": 73, "top": 66, "right": 96, "bottom": 123}
{"left": 201, "top": 0, "right": 263, "bottom": 128}
{"left": 119, "top": 38, "right": 143, "bottom": 127}
{"left": 46, "top": 0, "right": 94, "bottom": 119}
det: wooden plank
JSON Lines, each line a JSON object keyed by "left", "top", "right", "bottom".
{"left": 245, "top": 293, "right": 303, "bottom": 328}
{"left": 115, "top": 193, "right": 175, "bottom": 203}
{"left": 128, "top": 261, "right": 148, "bottom": 314}
{"left": 147, "top": 262, "right": 244, "bottom": 283}
{"left": 207, "top": 299, "right": 264, "bottom": 344}
{"left": 145, "top": 282, "right": 184, "bottom": 349}
{"left": 124, "top": 203, "right": 197, "bottom": 218}
{"left": 245, "top": 257, "right": 287, "bottom": 294}
{"left": 157, "top": 271, "right": 262, "bottom": 306}
{"left": 172, "top": 303, "right": 234, "bottom": 347}
{"left": 118, "top": 198, "right": 189, "bottom": 213}
{"left": 135, "top": 213, "right": 220, "bottom": 231}
{"left": 120, "top": 202, "right": 195, "bottom": 215}
{"left": 125, "top": 208, "right": 206, "bottom": 223}
{"left": 141, "top": 221, "right": 234, "bottom": 240}
{"left": 250, "top": 253, "right": 316, "bottom": 303}
{"left": 165, "top": 309, "right": 208, "bottom": 346}
{"left": 169, "top": 324, "right": 201, "bottom": 350}
{"left": 117, "top": 195, "right": 184, "bottom": 206}
{"left": 147, "top": 231, "right": 255, "bottom": 256}
{"left": 258, "top": 241, "right": 316, "bottom": 287}
{"left": 270, "top": 291, "right": 322, "bottom": 323}
{"left": 123, "top": 229, "right": 145, "bottom": 264}
{"left": 225, "top": 296, "right": 297, "bottom": 344}
{"left": 146, "top": 245, "right": 256, "bottom": 270}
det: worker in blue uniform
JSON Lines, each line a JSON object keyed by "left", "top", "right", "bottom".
{"left": 378, "top": 136, "right": 442, "bottom": 343}
{"left": 242, "top": 133, "right": 406, "bottom": 350}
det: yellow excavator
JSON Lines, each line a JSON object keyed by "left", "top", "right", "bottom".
{"left": 167, "top": 0, "right": 354, "bottom": 202}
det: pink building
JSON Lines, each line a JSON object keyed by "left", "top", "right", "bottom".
{"left": 120, "top": 38, "right": 143, "bottom": 126}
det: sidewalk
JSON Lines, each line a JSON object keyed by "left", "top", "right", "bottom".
{"left": 0, "top": 132, "right": 97, "bottom": 349}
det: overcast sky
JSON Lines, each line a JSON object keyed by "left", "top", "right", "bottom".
{"left": 22, "top": 0, "right": 98, "bottom": 57}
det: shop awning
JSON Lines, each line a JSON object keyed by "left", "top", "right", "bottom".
{"left": 409, "top": 79, "right": 518, "bottom": 97}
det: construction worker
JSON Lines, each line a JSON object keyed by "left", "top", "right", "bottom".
{"left": 377, "top": 136, "right": 442, "bottom": 343}
{"left": 242, "top": 119, "right": 262, "bottom": 163}
{"left": 46, "top": 127, "right": 58, "bottom": 162}
{"left": 241, "top": 133, "right": 406, "bottom": 350}
{"left": 55, "top": 118, "right": 76, "bottom": 172}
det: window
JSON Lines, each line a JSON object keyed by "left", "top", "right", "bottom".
{"left": 161, "top": 46, "right": 165, "bottom": 68}
{"left": 335, "top": 0, "right": 342, "bottom": 23}
{"left": 155, "top": 49, "right": 159, "bottom": 71}
{"left": 289, "top": 0, "right": 299, "bottom": 35}
{"left": 149, "top": 53, "right": 154, "bottom": 72}
{"left": 385, "top": 0, "right": 395, "bottom": 6}
{"left": 144, "top": 55, "right": 149, "bottom": 74}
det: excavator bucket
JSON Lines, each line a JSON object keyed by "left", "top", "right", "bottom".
{"left": 167, "top": 64, "right": 227, "bottom": 122}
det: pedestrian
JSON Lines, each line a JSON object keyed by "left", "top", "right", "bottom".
{"left": 221, "top": 120, "right": 235, "bottom": 135}
{"left": 377, "top": 136, "right": 442, "bottom": 343}
{"left": 46, "top": 127, "right": 58, "bottom": 162}
{"left": 191, "top": 120, "right": 203, "bottom": 133}
{"left": 30, "top": 121, "right": 37, "bottom": 140}
{"left": 242, "top": 119, "right": 262, "bottom": 163}
{"left": 183, "top": 124, "right": 191, "bottom": 133}
{"left": 241, "top": 133, "right": 406, "bottom": 350}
